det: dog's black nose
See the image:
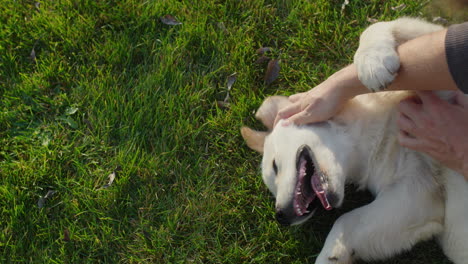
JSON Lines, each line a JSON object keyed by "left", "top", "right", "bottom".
{"left": 275, "top": 210, "right": 291, "bottom": 226}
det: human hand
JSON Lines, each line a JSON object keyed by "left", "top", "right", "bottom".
{"left": 274, "top": 83, "right": 346, "bottom": 126}
{"left": 274, "top": 65, "right": 368, "bottom": 126}
{"left": 397, "top": 91, "right": 468, "bottom": 180}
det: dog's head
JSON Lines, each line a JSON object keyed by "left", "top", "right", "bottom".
{"left": 242, "top": 96, "right": 352, "bottom": 226}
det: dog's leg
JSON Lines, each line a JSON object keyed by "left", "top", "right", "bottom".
{"left": 354, "top": 18, "right": 443, "bottom": 92}
{"left": 437, "top": 170, "right": 468, "bottom": 264}
{"left": 315, "top": 179, "right": 444, "bottom": 264}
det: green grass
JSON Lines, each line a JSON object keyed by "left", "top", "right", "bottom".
{"left": 0, "top": 0, "right": 459, "bottom": 263}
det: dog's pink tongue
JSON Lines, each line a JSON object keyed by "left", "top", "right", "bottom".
{"left": 311, "top": 174, "right": 332, "bottom": 210}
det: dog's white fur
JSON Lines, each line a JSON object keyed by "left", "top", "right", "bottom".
{"left": 242, "top": 18, "right": 468, "bottom": 264}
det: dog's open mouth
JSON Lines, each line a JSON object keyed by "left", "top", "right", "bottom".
{"left": 294, "top": 146, "right": 332, "bottom": 216}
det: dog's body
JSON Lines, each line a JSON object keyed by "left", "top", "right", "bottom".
{"left": 242, "top": 18, "right": 468, "bottom": 264}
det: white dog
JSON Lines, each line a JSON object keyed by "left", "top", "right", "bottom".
{"left": 241, "top": 18, "right": 468, "bottom": 264}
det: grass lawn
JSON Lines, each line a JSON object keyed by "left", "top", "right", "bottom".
{"left": 0, "top": 0, "right": 460, "bottom": 263}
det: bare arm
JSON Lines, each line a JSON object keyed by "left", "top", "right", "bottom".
{"left": 277, "top": 28, "right": 458, "bottom": 125}
{"left": 390, "top": 29, "right": 458, "bottom": 91}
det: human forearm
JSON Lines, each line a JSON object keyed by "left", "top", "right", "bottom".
{"left": 330, "top": 28, "right": 458, "bottom": 96}
{"left": 305, "top": 29, "right": 457, "bottom": 101}
{"left": 388, "top": 29, "right": 459, "bottom": 92}
{"left": 326, "top": 64, "right": 368, "bottom": 99}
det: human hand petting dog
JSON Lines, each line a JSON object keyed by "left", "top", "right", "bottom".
{"left": 274, "top": 65, "right": 367, "bottom": 126}
{"left": 398, "top": 91, "right": 468, "bottom": 180}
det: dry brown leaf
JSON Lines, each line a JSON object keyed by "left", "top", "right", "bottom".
{"left": 30, "top": 48, "right": 36, "bottom": 62}
{"left": 37, "top": 190, "right": 56, "bottom": 209}
{"left": 224, "top": 72, "right": 237, "bottom": 102}
{"left": 101, "top": 172, "right": 116, "bottom": 189}
{"left": 264, "top": 59, "right": 280, "bottom": 85}
{"left": 433, "top": 17, "right": 448, "bottom": 25}
{"left": 391, "top": 3, "right": 406, "bottom": 11}
{"left": 367, "top": 17, "right": 379, "bottom": 23}
{"left": 217, "top": 100, "right": 231, "bottom": 109}
{"left": 227, "top": 72, "right": 237, "bottom": 91}
{"left": 255, "top": 55, "right": 271, "bottom": 64}
{"left": 256, "top": 47, "right": 272, "bottom": 55}
{"left": 63, "top": 228, "right": 70, "bottom": 242}
{"left": 160, "top": 15, "right": 182, "bottom": 26}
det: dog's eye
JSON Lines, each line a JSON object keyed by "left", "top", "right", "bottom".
{"left": 272, "top": 160, "right": 278, "bottom": 174}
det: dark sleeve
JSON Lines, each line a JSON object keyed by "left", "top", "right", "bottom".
{"left": 445, "top": 22, "right": 468, "bottom": 94}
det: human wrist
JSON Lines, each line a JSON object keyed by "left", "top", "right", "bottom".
{"left": 328, "top": 64, "right": 369, "bottom": 99}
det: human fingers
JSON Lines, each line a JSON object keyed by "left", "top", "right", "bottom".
{"left": 275, "top": 102, "right": 302, "bottom": 126}
{"left": 454, "top": 90, "right": 468, "bottom": 108}
{"left": 398, "top": 96, "right": 423, "bottom": 119}
{"left": 415, "top": 90, "right": 445, "bottom": 107}
{"left": 277, "top": 101, "right": 302, "bottom": 119}
{"left": 286, "top": 110, "right": 315, "bottom": 126}
{"left": 289, "top": 92, "right": 307, "bottom": 103}
{"left": 397, "top": 112, "right": 418, "bottom": 136}
{"left": 397, "top": 130, "right": 425, "bottom": 152}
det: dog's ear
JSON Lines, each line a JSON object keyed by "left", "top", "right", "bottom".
{"left": 241, "top": 126, "right": 267, "bottom": 153}
{"left": 255, "top": 96, "right": 291, "bottom": 130}
{"left": 241, "top": 96, "right": 290, "bottom": 153}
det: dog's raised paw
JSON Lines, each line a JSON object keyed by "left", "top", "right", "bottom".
{"left": 354, "top": 46, "right": 400, "bottom": 92}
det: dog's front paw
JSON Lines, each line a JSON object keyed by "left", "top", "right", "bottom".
{"left": 315, "top": 250, "right": 353, "bottom": 264}
{"left": 315, "top": 233, "right": 355, "bottom": 264}
{"left": 354, "top": 46, "right": 400, "bottom": 92}
{"left": 315, "top": 243, "right": 354, "bottom": 264}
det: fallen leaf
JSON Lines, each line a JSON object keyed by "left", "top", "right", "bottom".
{"left": 391, "top": 3, "right": 406, "bottom": 11}
{"left": 216, "top": 101, "right": 231, "bottom": 109}
{"left": 264, "top": 59, "right": 280, "bottom": 85}
{"left": 45, "top": 190, "right": 55, "bottom": 198}
{"left": 40, "top": 133, "right": 51, "bottom": 147}
{"left": 224, "top": 72, "right": 237, "bottom": 102}
{"left": 367, "top": 17, "right": 379, "bottom": 23}
{"left": 38, "top": 190, "right": 56, "bottom": 209}
{"left": 217, "top": 22, "right": 228, "bottom": 34}
{"left": 433, "top": 17, "right": 448, "bottom": 25}
{"left": 65, "top": 106, "right": 78, "bottom": 115}
{"left": 63, "top": 228, "right": 70, "bottom": 242}
{"left": 84, "top": 118, "right": 94, "bottom": 131}
{"left": 101, "top": 172, "right": 116, "bottom": 189}
{"left": 58, "top": 116, "right": 78, "bottom": 129}
{"left": 30, "top": 48, "right": 36, "bottom": 62}
{"left": 256, "top": 47, "right": 272, "bottom": 55}
{"left": 255, "top": 55, "right": 271, "bottom": 64}
{"left": 143, "top": 230, "right": 151, "bottom": 240}
{"left": 160, "top": 15, "right": 182, "bottom": 26}
{"left": 34, "top": 2, "right": 40, "bottom": 11}
{"left": 37, "top": 197, "right": 45, "bottom": 208}
{"left": 227, "top": 72, "right": 237, "bottom": 91}
{"left": 341, "top": 0, "right": 350, "bottom": 11}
